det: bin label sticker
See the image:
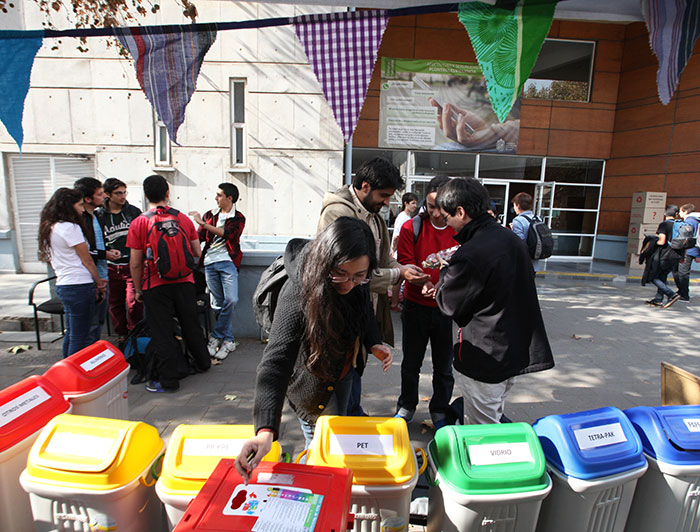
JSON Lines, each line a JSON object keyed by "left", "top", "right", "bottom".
{"left": 224, "top": 484, "right": 321, "bottom": 532}
{"left": 0, "top": 386, "right": 50, "bottom": 428}
{"left": 183, "top": 438, "right": 244, "bottom": 457}
{"left": 258, "top": 473, "right": 295, "bottom": 485}
{"left": 574, "top": 422, "right": 627, "bottom": 450}
{"left": 46, "top": 432, "right": 115, "bottom": 459}
{"left": 684, "top": 419, "right": 700, "bottom": 432}
{"left": 468, "top": 442, "right": 533, "bottom": 466}
{"left": 80, "top": 348, "right": 116, "bottom": 372}
{"left": 329, "top": 434, "right": 394, "bottom": 455}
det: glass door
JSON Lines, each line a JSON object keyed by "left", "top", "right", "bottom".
{"left": 482, "top": 180, "right": 510, "bottom": 226}
{"left": 534, "top": 182, "right": 554, "bottom": 225}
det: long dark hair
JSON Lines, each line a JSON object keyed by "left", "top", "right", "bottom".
{"left": 301, "top": 217, "right": 377, "bottom": 380}
{"left": 38, "top": 188, "right": 85, "bottom": 262}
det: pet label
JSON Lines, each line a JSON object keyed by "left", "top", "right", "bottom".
{"left": 329, "top": 434, "right": 394, "bottom": 455}
{"left": 469, "top": 442, "right": 533, "bottom": 466}
{"left": 0, "top": 386, "right": 50, "bottom": 428}
{"left": 80, "top": 348, "right": 116, "bottom": 372}
{"left": 574, "top": 423, "right": 627, "bottom": 450}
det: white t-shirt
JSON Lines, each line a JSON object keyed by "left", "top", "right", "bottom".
{"left": 392, "top": 211, "right": 412, "bottom": 243}
{"left": 50, "top": 222, "right": 94, "bottom": 286}
{"left": 203, "top": 210, "right": 234, "bottom": 266}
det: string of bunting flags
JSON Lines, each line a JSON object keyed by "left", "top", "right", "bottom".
{"left": 0, "top": 0, "right": 696, "bottom": 151}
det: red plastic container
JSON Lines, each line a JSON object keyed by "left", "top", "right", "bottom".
{"left": 0, "top": 375, "right": 71, "bottom": 531}
{"left": 174, "top": 459, "right": 354, "bottom": 532}
{"left": 44, "top": 340, "right": 129, "bottom": 419}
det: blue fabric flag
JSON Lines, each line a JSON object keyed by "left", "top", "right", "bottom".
{"left": 0, "top": 32, "right": 43, "bottom": 150}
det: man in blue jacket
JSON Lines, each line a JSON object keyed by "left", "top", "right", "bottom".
{"left": 673, "top": 203, "right": 700, "bottom": 302}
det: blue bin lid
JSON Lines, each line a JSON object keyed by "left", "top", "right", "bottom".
{"left": 533, "top": 407, "right": 646, "bottom": 480}
{"left": 624, "top": 405, "right": 700, "bottom": 466}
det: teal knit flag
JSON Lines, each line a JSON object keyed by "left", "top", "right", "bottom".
{"left": 0, "top": 33, "right": 43, "bottom": 150}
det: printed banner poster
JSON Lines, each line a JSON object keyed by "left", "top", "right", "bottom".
{"left": 379, "top": 57, "right": 520, "bottom": 153}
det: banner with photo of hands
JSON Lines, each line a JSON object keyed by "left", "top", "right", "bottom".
{"left": 378, "top": 57, "right": 520, "bottom": 154}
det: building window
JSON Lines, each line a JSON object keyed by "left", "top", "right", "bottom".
{"left": 230, "top": 78, "right": 247, "bottom": 167}
{"left": 524, "top": 39, "right": 595, "bottom": 102}
{"left": 154, "top": 117, "right": 171, "bottom": 166}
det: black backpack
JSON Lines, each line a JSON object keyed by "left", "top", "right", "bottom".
{"left": 523, "top": 215, "right": 554, "bottom": 260}
{"left": 252, "top": 255, "right": 288, "bottom": 339}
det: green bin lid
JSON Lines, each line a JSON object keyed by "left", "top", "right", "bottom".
{"left": 429, "top": 423, "right": 549, "bottom": 496}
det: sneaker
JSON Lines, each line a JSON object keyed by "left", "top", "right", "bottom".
{"left": 663, "top": 294, "right": 681, "bottom": 309}
{"left": 214, "top": 340, "right": 239, "bottom": 361}
{"left": 146, "top": 380, "right": 178, "bottom": 393}
{"left": 645, "top": 298, "right": 663, "bottom": 307}
{"left": 207, "top": 335, "right": 221, "bottom": 357}
{"left": 394, "top": 408, "right": 414, "bottom": 423}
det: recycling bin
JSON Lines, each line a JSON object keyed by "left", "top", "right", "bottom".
{"left": 173, "top": 458, "right": 355, "bottom": 531}
{"left": 301, "top": 416, "right": 426, "bottom": 532}
{"left": 20, "top": 413, "right": 164, "bottom": 532}
{"left": 426, "top": 423, "right": 551, "bottom": 532}
{"left": 624, "top": 405, "right": 700, "bottom": 532}
{"left": 156, "top": 424, "right": 283, "bottom": 530}
{"left": 533, "top": 407, "right": 648, "bottom": 532}
{"left": 0, "top": 375, "right": 71, "bottom": 532}
{"left": 43, "top": 340, "right": 129, "bottom": 419}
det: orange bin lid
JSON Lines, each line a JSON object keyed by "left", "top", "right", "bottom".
{"left": 0, "top": 375, "right": 70, "bottom": 453}
{"left": 43, "top": 341, "right": 128, "bottom": 395}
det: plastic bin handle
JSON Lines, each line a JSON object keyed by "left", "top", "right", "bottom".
{"left": 415, "top": 447, "right": 428, "bottom": 476}
{"left": 281, "top": 451, "right": 291, "bottom": 463}
{"left": 140, "top": 453, "right": 165, "bottom": 487}
{"left": 294, "top": 449, "right": 309, "bottom": 464}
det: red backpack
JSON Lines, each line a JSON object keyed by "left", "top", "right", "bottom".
{"left": 144, "top": 207, "right": 196, "bottom": 284}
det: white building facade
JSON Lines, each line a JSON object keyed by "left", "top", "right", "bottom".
{"left": 0, "top": 1, "right": 346, "bottom": 272}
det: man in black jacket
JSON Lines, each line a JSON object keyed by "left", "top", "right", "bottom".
{"left": 433, "top": 177, "right": 554, "bottom": 424}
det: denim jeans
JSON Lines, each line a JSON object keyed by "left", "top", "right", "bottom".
{"left": 651, "top": 271, "right": 675, "bottom": 302}
{"left": 56, "top": 282, "right": 96, "bottom": 358}
{"left": 298, "top": 370, "right": 353, "bottom": 449}
{"left": 89, "top": 283, "right": 109, "bottom": 344}
{"left": 672, "top": 254, "right": 693, "bottom": 300}
{"left": 205, "top": 260, "right": 239, "bottom": 342}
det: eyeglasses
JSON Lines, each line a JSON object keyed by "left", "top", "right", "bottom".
{"left": 329, "top": 273, "right": 371, "bottom": 285}
{"left": 112, "top": 191, "right": 128, "bottom": 196}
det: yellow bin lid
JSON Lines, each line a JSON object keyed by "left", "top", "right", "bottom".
{"left": 25, "top": 414, "right": 163, "bottom": 491}
{"left": 158, "top": 424, "right": 282, "bottom": 494}
{"left": 306, "top": 416, "right": 416, "bottom": 485}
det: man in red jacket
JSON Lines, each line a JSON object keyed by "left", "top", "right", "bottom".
{"left": 394, "top": 176, "right": 456, "bottom": 429}
{"left": 190, "top": 183, "right": 246, "bottom": 361}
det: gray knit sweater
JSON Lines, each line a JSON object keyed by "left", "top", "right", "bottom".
{"left": 253, "top": 239, "right": 381, "bottom": 438}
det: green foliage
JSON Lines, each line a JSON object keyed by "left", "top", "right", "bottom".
{"left": 524, "top": 80, "right": 589, "bottom": 102}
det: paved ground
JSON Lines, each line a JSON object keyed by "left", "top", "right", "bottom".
{"left": 1, "top": 274, "right": 697, "bottom": 459}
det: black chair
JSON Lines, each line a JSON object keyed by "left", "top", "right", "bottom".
{"left": 28, "top": 276, "right": 64, "bottom": 350}
{"left": 193, "top": 269, "right": 212, "bottom": 336}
